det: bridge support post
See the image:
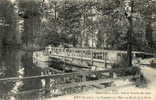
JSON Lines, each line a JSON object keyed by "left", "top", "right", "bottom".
{"left": 80, "top": 50, "right": 83, "bottom": 64}
{"left": 44, "top": 70, "right": 51, "bottom": 95}
{"left": 109, "top": 71, "right": 114, "bottom": 78}
{"left": 91, "top": 49, "right": 93, "bottom": 66}
{"left": 82, "top": 74, "right": 86, "bottom": 82}
{"left": 82, "top": 74, "right": 86, "bottom": 91}
{"left": 104, "top": 53, "right": 107, "bottom": 68}
{"left": 45, "top": 78, "right": 50, "bottom": 95}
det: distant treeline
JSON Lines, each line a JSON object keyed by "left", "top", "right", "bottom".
{"left": 0, "top": 0, "right": 156, "bottom": 52}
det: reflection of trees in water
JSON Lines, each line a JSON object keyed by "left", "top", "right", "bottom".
{"left": 20, "top": 52, "right": 42, "bottom": 96}
{"left": 0, "top": 48, "right": 42, "bottom": 98}
{"left": 0, "top": 47, "right": 20, "bottom": 95}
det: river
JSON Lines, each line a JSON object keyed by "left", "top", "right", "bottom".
{"left": 0, "top": 47, "right": 45, "bottom": 100}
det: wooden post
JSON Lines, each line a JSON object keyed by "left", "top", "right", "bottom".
{"left": 80, "top": 50, "right": 83, "bottom": 64}
{"left": 91, "top": 49, "right": 93, "bottom": 66}
{"left": 109, "top": 71, "right": 114, "bottom": 78}
{"left": 102, "top": 51, "right": 105, "bottom": 67}
{"left": 45, "top": 78, "right": 50, "bottom": 95}
{"left": 64, "top": 48, "right": 66, "bottom": 62}
{"left": 82, "top": 74, "right": 86, "bottom": 82}
{"left": 82, "top": 74, "right": 86, "bottom": 91}
{"left": 127, "top": 0, "right": 134, "bottom": 67}
{"left": 45, "top": 70, "right": 50, "bottom": 95}
{"left": 104, "top": 53, "right": 107, "bottom": 68}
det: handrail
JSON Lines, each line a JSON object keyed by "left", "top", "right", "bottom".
{"left": 0, "top": 76, "right": 137, "bottom": 96}
{"left": 0, "top": 67, "right": 140, "bottom": 98}
{"left": 44, "top": 47, "right": 155, "bottom": 65}
{"left": 0, "top": 68, "right": 131, "bottom": 82}
{"left": 45, "top": 47, "right": 155, "bottom": 55}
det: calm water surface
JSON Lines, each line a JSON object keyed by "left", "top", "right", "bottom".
{"left": 0, "top": 47, "right": 47, "bottom": 100}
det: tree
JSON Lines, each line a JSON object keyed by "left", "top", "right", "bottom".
{"left": 94, "top": 0, "right": 156, "bottom": 51}
{"left": 58, "top": 1, "right": 82, "bottom": 47}
{"left": 18, "top": 0, "right": 41, "bottom": 49}
{"left": 0, "top": 0, "right": 17, "bottom": 47}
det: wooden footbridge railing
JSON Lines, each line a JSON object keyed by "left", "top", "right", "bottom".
{"left": 44, "top": 47, "right": 125, "bottom": 65}
{"left": 0, "top": 67, "right": 140, "bottom": 97}
{"left": 43, "top": 46, "right": 155, "bottom": 67}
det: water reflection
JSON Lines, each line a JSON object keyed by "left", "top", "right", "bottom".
{"left": 0, "top": 47, "right": 43, "bottom": 100}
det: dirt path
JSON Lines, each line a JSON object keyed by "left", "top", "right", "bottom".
{"left": 140, "top": 66, "right": 156, "bottom": 89}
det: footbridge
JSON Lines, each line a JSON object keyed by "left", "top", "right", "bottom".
{"left": 43, "top": 46, "right": 155, "bottom": 69}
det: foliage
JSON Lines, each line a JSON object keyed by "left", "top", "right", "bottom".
{"left": 1, "top": 0, "right": 156, "bottom": 51}
{"left": 0, "top": 0, "right": 17, "bottom": 47}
